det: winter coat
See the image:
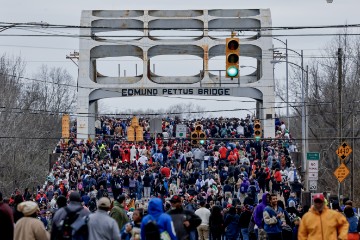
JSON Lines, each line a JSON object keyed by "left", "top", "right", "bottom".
{"left": 298, "top": 206, "right": 349, "bottom": 240}
{"left": 224, "top": 213, "right": 240, "bottom": 239}
{"left": 14, "top": 217, "right": 49, "bottom": 240}
{"left": 141, "top": 198, "right": 177, "bottom": 240}
{"left": 110, "top": 200, "right": 129, "bottom": 230}
{"left": 254, "top": 193, "right": 268, "bottom": 228}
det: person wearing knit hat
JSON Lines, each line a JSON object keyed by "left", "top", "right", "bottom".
{"left": 14, "top": 201, "right": 49, "bottom": 240}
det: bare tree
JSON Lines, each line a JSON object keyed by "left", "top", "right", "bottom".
{"left": 287, "top": 32, "right": 360, "bottom": 200}
{"left": 0, "top": 56, "right": 76, "bottom": 196}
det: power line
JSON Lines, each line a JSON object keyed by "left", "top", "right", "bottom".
{"left": 1, "top": 21, "right": 360, "bottom": 31}
{"left": 2, "top": 33, "right": 360, "bottom": 38}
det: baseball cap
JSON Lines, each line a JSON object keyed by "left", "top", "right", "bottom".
{"left": 98, "top": 197, "right": 111, "bottom": 208}
{"left": 313, "top": 193, "right": 325, "bottom": 202}
{"left": 170, "top": 195, "right": 181, "bottom": 203}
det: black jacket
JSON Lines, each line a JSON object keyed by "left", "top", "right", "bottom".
{"left": 167, "top": 207, "right": 202, "bottom": 240}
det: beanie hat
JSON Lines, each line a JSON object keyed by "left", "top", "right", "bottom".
{"left": 17, "top": 201, "right": 39, "bottom": 216}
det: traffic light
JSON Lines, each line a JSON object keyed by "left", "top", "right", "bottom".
{"left": 191, "top": 131, "right": 199, "bottom": 146}
{"left": 191, "top": 124, "right": 206, "bottom": 146}
{"left": 127, "top": 126, "right": 135, "bottom": 142}
{"left": 225, "top": 37, "right": 240, "bottom": 78}
{"left": 254, "top": 119, "right": 262, "bottom": 140}
{"left": 199, "top": 130, "right": 206, "bottom": 145}
{"left": 136, "top": 126, "right": 144, "bottom": 142}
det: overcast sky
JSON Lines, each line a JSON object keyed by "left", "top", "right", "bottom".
{"left": 0, "top": 0, "right": 358, "bottom": 118}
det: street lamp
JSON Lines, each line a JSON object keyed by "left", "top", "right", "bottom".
{"left": 271, "top": 58, "right": 309, "bottom": 190}
{"left": 272, "top": 39, "right": 289, "bottom": 131}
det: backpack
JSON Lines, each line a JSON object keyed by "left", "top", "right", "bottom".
{"left": 144, "top": 216, "right": 170, "bottom": 240}
{"left": 144, "top": 217, "right": 161, "bottom": 240}
{"left": 58, "top": 207, "right": 88, "bottom": 240}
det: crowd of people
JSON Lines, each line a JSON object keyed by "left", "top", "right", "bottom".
{"left": 0, "top": 115, "right": 358, "bottom": 240}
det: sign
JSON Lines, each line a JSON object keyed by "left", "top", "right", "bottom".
{"left": 307, "top": 152, "right": 320, "bottom": 160}
{"left": 176, "top": 124, "right": 187, "bottom": 138}
{"left": 334, "top": 163, "right": 350, "bottom": 183}
{"left": 62, "top": 114, "right": 70, "bottom": 138}
{"left": 336, "top": 142, "right": 352, "bottom": 161}
{"left": 308, "top": 172, "right": 318, "bottom": 180}
{"left": 119, "top": 88, "right": 231, "bottom": 97}
{"left": 309, "top": 181, "right": 318, "bottom": 191}
{"left": 308, "top": 161, "right": 319, "bottom": 173}
{"left": 149, "top": 118, "right": 162, "bottom": 133}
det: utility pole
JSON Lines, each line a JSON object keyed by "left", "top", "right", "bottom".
{"left": 66, "top": 51, "right": 80, "bottom": 92}
{"left": 285, "top": 40, "right": 289, "bottom": 131}
{"left": 66, "top": 51, "right": 79, "bottom": 67}
{"left": 337, "top": 48, "right": 343, "bottom": 197}
{"left": 351, "top": 115, "right": 354, "bottom": 200}
{"left": 300, "top": 50, "right": 307, "bottom": 190}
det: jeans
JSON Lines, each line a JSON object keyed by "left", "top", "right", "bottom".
{"left": 137, "top": 186, "right": 143, "bottom": 200}
{"left": 189, "top": 230, "right": 196, "bottom": 240}
{"left": 240, "top": 228, "right": 249, "bottom": 240}
{"left": 144, "top": 187, "right": 151, "bottom": 198}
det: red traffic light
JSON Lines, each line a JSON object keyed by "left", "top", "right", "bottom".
{"left": 227, "top": 39, "right": 239, "bottom": 50}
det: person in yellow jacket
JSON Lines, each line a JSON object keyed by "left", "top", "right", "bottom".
{"left": 298, "top": 193, "right": 349, "bottom": 240}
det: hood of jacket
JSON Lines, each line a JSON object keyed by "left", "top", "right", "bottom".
{"left": 254, "top": 192, "right": 269, "bottom": 228}
{"left": 148, "top": 198, "right": 163, "bottom": 218}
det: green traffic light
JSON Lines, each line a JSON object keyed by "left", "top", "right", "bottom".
{"left": 199, "top": 140, "right": 205, "bottom": 144}
{"left": 227, "top": 66, "right": 239, "bottom": 77}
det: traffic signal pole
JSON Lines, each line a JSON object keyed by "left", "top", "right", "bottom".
{"left": 337, "top": 48, "right": 343, "bottom": 198}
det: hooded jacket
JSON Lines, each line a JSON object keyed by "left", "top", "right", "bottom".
{"left": 298, "top": 205, "right": 349, "bottom": 240}
{"left": 254, "top": 193, "right": 269, "bottom": 228}
{"left": 141, "top": 198, "right": 177, "bottom": 240}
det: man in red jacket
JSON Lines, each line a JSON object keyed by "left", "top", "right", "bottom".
{"left": 219, "top": 144, "right": 227, "bottom": 160}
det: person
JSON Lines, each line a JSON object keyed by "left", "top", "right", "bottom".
{"left": 167, "top": 195, "right": 202, "bottom": 240}
{"left": 239, "top": 204, "right": 252, "bottom": 240}
{"left": 121, "top": 208, "right": 144, "bottom": 240}
{"left": 0, "top": 191, "right": 14, "bottom": 240}
{"left": 195, "top": 200, "right": 211, "bottom": 240}
{"left": 87, "top": 197, "right": 120, "bottom": 240}
{"left": 224, "top": 206, "right": 240, "bottom": 240}
{"left": 344, "top": 206, "right": 359, "bottom": 240}
{"left": 298, "top": 193, "right": 349, "bottom": 240}
{"left": 140, "top": 198, "right": 177, "bottom": 240}
{"left": 110, "top": 194, "right": 129, "bottom": 230}
{"left": 254, "top": 192, "right": 270, "bottom": 240}
{"left": 142, "top": 172, "right": 152, "bottom": 198}
{"left": 209, "top": 205, "right": 224, "bottom": 240}
{"left": 263, "top": 194, "right": 285, "bottom": 240}
{"left": 14, "top": 201, "right": 50, "bottom": 240}
{"left": 51, "top": 191, "right": 90, "bottom": 239}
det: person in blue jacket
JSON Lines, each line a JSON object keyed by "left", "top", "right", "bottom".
{"left": 140, "top": 198, "right": 177, "bottom": 240}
